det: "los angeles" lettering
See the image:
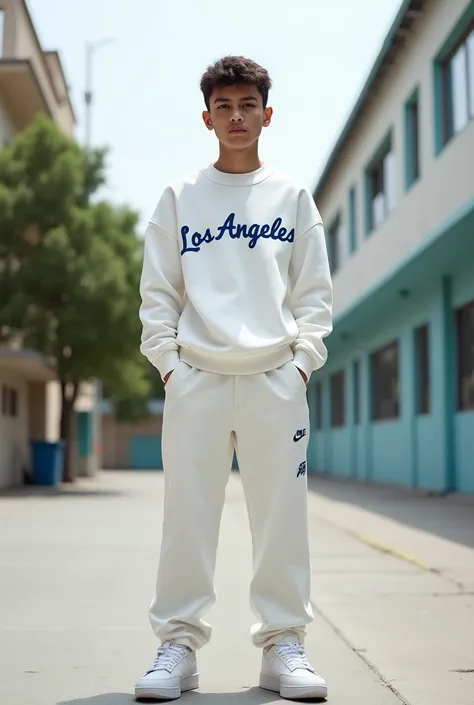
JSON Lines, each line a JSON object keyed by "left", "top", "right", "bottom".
{"left": 180, "top": 212, "right": 295, "bottom": 255}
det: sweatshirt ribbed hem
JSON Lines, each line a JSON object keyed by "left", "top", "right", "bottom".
{"left": 179, "top": 345, "right": 293, "bottom": 376}
{"left": 154, "top": 349, "right": 180, "bottom": 380}
{"left": 293, "top": 350, "right": 315, "bottom": 381}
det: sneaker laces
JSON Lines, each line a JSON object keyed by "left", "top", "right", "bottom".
{"left": 276, "top": 642, "right": 315, "bottom": 673}
{"left": 147, "top": 642, "right": 189, "bottom": 673}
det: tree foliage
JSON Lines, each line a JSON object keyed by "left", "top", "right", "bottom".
{"left": 0, "top": 116, "right": 151, "bottom": 480}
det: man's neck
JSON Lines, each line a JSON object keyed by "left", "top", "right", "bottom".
{"left": 213, "top": 143, "right": 261, "bottom": 174}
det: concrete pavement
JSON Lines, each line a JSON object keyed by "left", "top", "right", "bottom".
{"left": 0, "top": 471, "right": 473, "bottom": 705}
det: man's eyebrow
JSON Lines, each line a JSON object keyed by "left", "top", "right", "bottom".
{"left": 213, "top": 95, "right": 258, "bottom": 103}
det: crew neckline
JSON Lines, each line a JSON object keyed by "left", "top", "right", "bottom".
{"left": 201, "top": 162, "right": 274, "bottom": 187}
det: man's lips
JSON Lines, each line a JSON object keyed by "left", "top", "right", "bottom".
{"left": 228, "top": 127, "right": 247, "bottom": 133}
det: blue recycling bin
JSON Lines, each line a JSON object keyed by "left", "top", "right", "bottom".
{"left": 30, "top": 440, "right": 64, "bottom": 486}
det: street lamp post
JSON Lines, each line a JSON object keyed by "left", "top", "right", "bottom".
{"left": 83, "top": 38, "right": 115, "bottom": 472}
{"left": 84, "top": 38, "right": 115, "bottom": 149}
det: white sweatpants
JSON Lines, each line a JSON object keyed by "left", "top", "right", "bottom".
{"left": 149, "top": 359, "right": 313, "bottom": 650}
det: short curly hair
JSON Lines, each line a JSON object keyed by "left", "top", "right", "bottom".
{"left": 200, "top": 56, "right": 272, "bottom": 111}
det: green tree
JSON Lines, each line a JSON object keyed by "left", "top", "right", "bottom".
{"left": 0, "top": 115, "right": 150, "bottom": 481}
{"left": 103, "top": 363, "right": 165, "bottom": 422}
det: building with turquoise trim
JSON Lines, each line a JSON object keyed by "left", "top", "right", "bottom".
{"left": 307, "top": 0, "right": 474, "bottom": 492}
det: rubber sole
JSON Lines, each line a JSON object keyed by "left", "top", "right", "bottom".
{"left": 260, "top": 673, "right": 328, "bottom": 700}
{"left": 135, "top": 673, "right": 199, "bottom": 700}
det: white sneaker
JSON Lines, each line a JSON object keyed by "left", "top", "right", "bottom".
{"left": 260, "top": 636, "right": 328, "bottom": 700}
{"left": 135, "top": 641, "right": 199, "bottom": 700}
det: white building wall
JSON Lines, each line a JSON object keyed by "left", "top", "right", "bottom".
{"left": 0, "top": 3, "right": 81, "bottom": 487}
{"left": 75, "top": 381, "right": 97, "bottom": 414}
{"left": 0, "top": 0, "right": 75, "bottom": 136}
{"left": 317, "top": 0, "right": 474, "bottom": 317}
{"left": 45, "top": 381, "right": 61, "bottom": 442}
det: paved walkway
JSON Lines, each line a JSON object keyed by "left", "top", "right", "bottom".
{"left": 1, "top": 471, "right": 473, "bottom": 705}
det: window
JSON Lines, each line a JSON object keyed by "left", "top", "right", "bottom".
{"left": 348, "top": 186, "right": 357, "bottom": 254}
{"left": 469, "top": 30, "right": 474, "bottom": 118}
{"left": 365, "top": 135, "right": 396, "bottom": 234}
{"left": 327, "top": 215, "right": 341, "bottom": 275}
{"left": 370, "top": 341, "right": 400, "bottom": 421}
{"left": 315, "top": 381, "right": 323, "bottom": 430}
{"left": 456, "top": 300, "right": 474, "bottom": 411}
{"left": 414, "top": 324, "right": 430, "bottom": 415}
{"left": 438, "top": 24, "right": 474, "bottom": 147}
{"left": 451, "top": 41, "right": 470, "bottom": 132}
{"left": 1, "top": 385, "right": 18, "bottom": 417}
{"left": 330, "top": 370, "right": 345, "bottom": 427}
{"left": 353, "top": 359, "right": 361, "bottom": 425}
{"left": 0, "top": 10, "right": 4, "bottom": 57}
{"left": 405, "top": 89, "right": 420, "bottom": 189}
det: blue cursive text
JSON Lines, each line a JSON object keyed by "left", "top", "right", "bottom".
{"left": 180, "top": 212, "right": 294, "bottom": 255}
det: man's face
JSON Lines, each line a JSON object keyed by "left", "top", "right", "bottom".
{"left": 202, "top": 83, "right": 273, "bottom": 149}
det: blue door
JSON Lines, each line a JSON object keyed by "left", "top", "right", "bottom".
{"left": 129, "top": 435, "right": 163, "bottom": 470}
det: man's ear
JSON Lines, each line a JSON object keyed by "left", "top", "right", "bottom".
{"left": 202, "top": 111, "right": 214, "bottom": 131}
{"left": 263, "top": 106, "right": 273, "bottom": 127}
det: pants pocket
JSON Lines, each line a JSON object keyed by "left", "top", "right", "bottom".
{"left": 164, "top": 360, "right": 185, "bottom": 393}
{"left": 288, "top": 361, "right": 307, "bottom": 393}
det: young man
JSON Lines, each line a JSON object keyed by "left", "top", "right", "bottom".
{"left": 136, "top": 56, "right": 333, "bottom": 701}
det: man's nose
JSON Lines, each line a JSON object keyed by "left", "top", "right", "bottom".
{"left": 230, "top": 112, "right": 243, "bottom": 122}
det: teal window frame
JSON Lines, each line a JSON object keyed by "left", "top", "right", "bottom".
{"left": 404, "top": 87, "right": 420, "bottom": 190}
{"left": 433, "top": 2, "right": 474, "bottom": 155}
{"left": 348, "top": 186, "right": 357, "bottom": 254}
{"left": 363, "top": 130, "right": 394, "bottom": 236}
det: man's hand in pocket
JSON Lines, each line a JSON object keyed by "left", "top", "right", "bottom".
{"left": 297, "top": 367, "right": 308, "bottom": 384}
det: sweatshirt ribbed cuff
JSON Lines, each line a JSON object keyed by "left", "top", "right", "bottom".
{"left": 293, "top": 350, "right": 314, "bottom": 383}
{"left": 155, "top": 350, "right": 180, "bottom": 381}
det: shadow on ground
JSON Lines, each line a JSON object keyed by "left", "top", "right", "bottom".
{"left": 308, "top": 473, "right": 474, "bottom": 549}
{"left": 59, "top": 689, "right": 326, "bottom": 704}
{"left": 0, "top": 487, "right": 128, "bottom": 500}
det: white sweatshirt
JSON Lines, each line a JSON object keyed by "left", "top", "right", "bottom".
{"left": 139, "top": 163, "right": 333, "bottom": 382}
